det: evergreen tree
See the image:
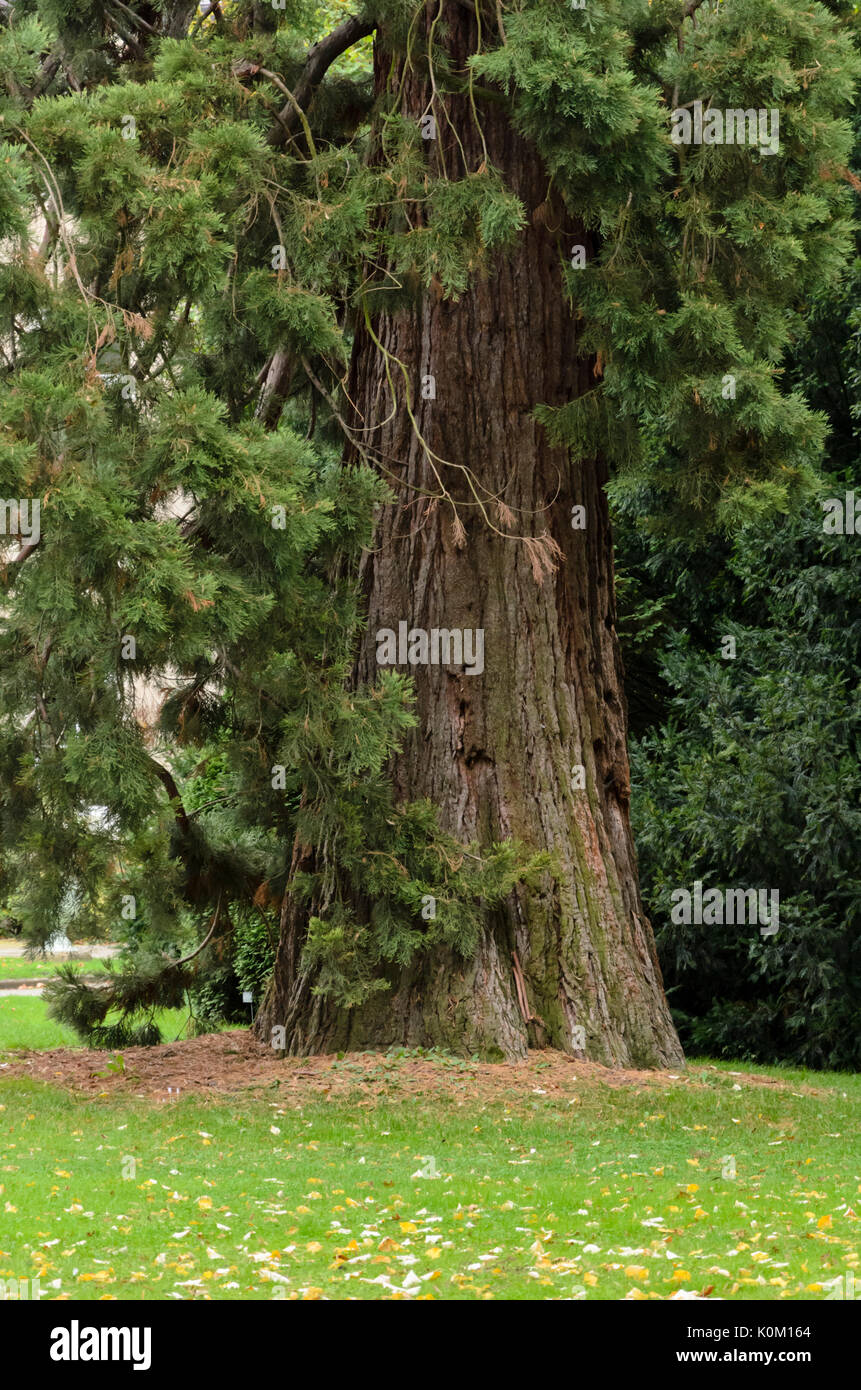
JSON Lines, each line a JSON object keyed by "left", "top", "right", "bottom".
{"left": 628, "top": 506, "right": 861, "bottom": 1069}
{"left": 617, "top": 91, "right": 861, "bottom": 1068}
{"left": 0, "top": 0, "right": 857, "bottom": 1060}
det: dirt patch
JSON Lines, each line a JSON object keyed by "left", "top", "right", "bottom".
{"left": 0, "top": 1032, "right": 828, "bottom": 1106}
{"left": 0, "top": 1030, "right": 694, "bottom": 1103}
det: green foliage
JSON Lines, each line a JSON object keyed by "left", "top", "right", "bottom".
{"left": 295, "top": 798, "right": 549, "bottom": 1006}
{"left": 627, "top": 506, "right": 861, "bottom": 1069}
{"left": 618, "top": 78, "right": 860, "bottom": 1069}
{"left": 509, "top": 0, "right": 860, "bottom": 526}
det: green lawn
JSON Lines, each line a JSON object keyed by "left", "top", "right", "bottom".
{"left": 0, "top": 997, "right": 208, "bottom": 1053}
{"left": 0, "top": 957, "right": 110, "bottom": 982}
{"left": 0, "top": 1054, "right": 857, "bottom": 1301}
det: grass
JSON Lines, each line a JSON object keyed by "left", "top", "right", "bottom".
{"left": 0, "top": 998, "right": 211, "bottom": 1054}
{"left": 0, "top": 1054, "right": 857, "bottom": 1301}
{"left": 0, "top": 957, "right": 110, "bottom": 981}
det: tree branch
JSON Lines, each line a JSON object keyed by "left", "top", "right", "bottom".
{"left": 3, "top": 538, "right": 41, "bottom": 576}
{"left": 678, "top": 0, "right": 706, "bottom": 52}
{"left": 104, "top": 10, "right": 148, "bottom": 61}
{"left": 164, "top": 891, "right": 222, "bottom": 968}
{"left": 673, "top": 0, "right": 708, "bottom": 103}
{"left": 148, "top": 755, "right": 191, "bottom": 835}
{"left": 255, "top": 348, "right": 295, "bottom": 429}
{"left": 109, "top": 0, "right": 158, "bottom": 35}
{"left": 264, "top": 14, "right": 376, "bottom": 148}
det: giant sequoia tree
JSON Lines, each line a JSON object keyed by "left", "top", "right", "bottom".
{"left": 0, "top": 0, "right": 856, "bottom": 1064}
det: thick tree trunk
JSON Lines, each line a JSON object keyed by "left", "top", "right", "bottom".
{"left": 256, "top": 4, "right": 683, "bottom": 1068}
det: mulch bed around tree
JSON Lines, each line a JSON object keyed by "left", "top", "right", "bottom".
{"left": 0, "top": 1031, "right": 825, "bottom": 1104}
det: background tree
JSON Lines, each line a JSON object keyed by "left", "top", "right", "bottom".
{"left": 617, "top": 90, "right": 861, "bottom": 1069}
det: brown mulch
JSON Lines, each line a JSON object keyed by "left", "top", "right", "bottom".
{"left": 0, "top": 1031, "right": 826, "bottom": 1105}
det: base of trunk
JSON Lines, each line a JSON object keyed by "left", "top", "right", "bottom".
{"left": 255, "top": 893, "right": 684, "bottom": 1068}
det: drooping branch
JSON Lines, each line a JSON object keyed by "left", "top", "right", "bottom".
{"left": 1, "top": 538, "right": 41, "bottom": 583}
{"left": 163, "top": 891, "right": 223, "bottom": 968}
